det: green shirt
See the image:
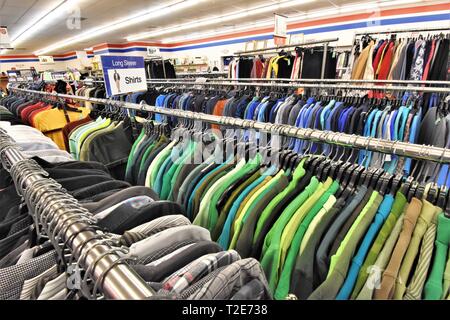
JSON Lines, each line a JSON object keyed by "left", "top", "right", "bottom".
{"left": 424, "top": 212, "right": 450, "bottom": 300}
{"left": 211, "top": 169, "right": 262, "bottom": 240}
{"left": 76, "top": 117, "right": 111, "bottom": 159}
{"left": 146, "top": 140, "right": 177, "bottom": 187}
{"left": 229, "top": 170, "right": 285, "bottom": 250}
{"left": 69, "top": 117, "right": 104, "bottom": 158}
{"left": 308, "top": 192, "right": 383, "bottom": 300}
{"left": 329, "top": 191, "right": 380, "bottom": 274}
{"left": 194, "top": 155, "right": 261, "bottom": 231}
{"left": 125, "top": 127, "right": 145, "bottom": 181}
{"left": 280, "top": 178, "right": 333, "bottom": 266}
{"left": 233, "top": 175, "right": 272, "bottom": 233}
{"left": 80, "top": 121, "right": 118, "bottom": 161}
{"left": 253, "top": 160, "right": 306, "bottom": 246}
{"left": 160, "top": 141, "right": 196, "bottom": 200}
{"left": 260, "top": 176, "right": 319, "bottom": 292}
{"left": 275, "top": 180, "right": 339, "bottom": 300}
{"left": 300, "top": 195, "right": 337, "bottom": 255}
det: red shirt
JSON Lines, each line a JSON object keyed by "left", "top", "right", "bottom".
{"left": 29, "top": 105, "right": 52, "bottom": 127}
{"left": 372, "top": 41, "right": 388, "bottom": 75}
{"left": 20, "top": 102, "right": 45, "bottom": 124}
{"left": 422, "top": 39, "right": 435, "bottom": 81}
{"left": 377, "top": 41, "right": 395, "bottom": 80}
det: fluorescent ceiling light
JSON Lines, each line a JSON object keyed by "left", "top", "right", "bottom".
{"left": 35, "top": 0, "right": 202, "bottom": 55}
{"left": 379, "top": 0, "right": 423, "bottom": 7}
{"left": 289, "top": 0, "right": 425, "bottom": 20}
{"left": 127, "top": 0, "right": 316, "bottom": 41}
{"left": 161, "top": 20, "right": 274, "bottom": 43}
{"left": 5, "top": 0, "right": 82, "bottom": 54}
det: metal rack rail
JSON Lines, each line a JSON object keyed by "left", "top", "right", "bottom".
{"left": 144, "top": 79, "right": 450, "bottom": 93}
{"left": 9, "top": 87, "right": 450, "bottom": 163}
{"left": 0, "top": 130, "right": 155, "bottom": 300}
{"left": 146, "top": 78, "right": 450, "bottom": 86}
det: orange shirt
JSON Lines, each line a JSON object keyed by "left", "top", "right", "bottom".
{"left": 212, "top": 99, "right": 227, "bottom": 131}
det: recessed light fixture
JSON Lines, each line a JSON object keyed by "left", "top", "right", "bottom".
{"left": 34, "top": 0, "right": 203, "bottom": 55}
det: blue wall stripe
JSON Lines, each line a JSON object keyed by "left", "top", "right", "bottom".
{"left": 159, "top": 34, "right": 271, "bottom": 52}
{"left": 289, "top": 13, "right": 450, "bottom": 35}
{"left": 54, "top": 56, "right": 77, "bottom": 61}
{"left": 94, "top": 47, "right": 148, "bottom": 55}
{"left": 1, "top": 55, "right": 94, "bottom": 63}
{"left": 0, "top": 59, "right": 40, "bottom": 63}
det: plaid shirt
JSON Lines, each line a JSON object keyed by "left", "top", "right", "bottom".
{"left": 162, "top": 250, "right": 241, "bottom": 294}
{"left": 189, "top": 258, "right": 272, "bottom": 300}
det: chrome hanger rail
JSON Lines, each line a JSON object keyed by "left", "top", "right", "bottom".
{"left": 0, "top": 131, "right": 155, "bottom": 299}
{"left": 145, "top": 80, "right": 450, "bottom": 93}
{"left": 147, "top": 78, "right": 450, "bottom": 86}
{"left": 177, "top": 72, "right": 228, "bottom": 77}
{"left": 233, "top": 37, "right": 339, "bottom": 55}
{"left": 10, "top": 87, "right": 450, "bottom": 164}
{"left": 354, "top": 26, "right": 450, "bottom": 36}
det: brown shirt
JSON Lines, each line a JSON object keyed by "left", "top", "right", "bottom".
{"left": 374, "top": 197, "right": 422, "bottom": 299}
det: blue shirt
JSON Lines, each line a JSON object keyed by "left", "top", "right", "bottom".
{"left": 366, "top": 109, "right": 383, "bottom": 166}
{"left": 155, "top": 94, "right": 166, "bottom": 122}
{"left": 336, "top": 194, "right": 394, "bottom": 300}
{"left": 291, "top": 103, "right": 309, "bottom": 151}
{"left": 404, "top": 108, "right": 422, "bottom": 175}
{"left": 310, "top": 106, "right": 324, "bottom": 153}
{"left": 320, "top": 100, "right": 335, "bottom": 130}
{"left": 245, "top": 98, "right": 262, "bottom": 120}
{"left": 297, "top": 102, "right": 321, "bottom": 153}
{"left": 359, "top": 108, "right": 377, "bottom": 166}
{"left": 269, "top": 99, "right": 285, "bottom": 123}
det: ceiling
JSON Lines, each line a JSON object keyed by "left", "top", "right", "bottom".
{"left": 0, "top": 0, "right": 442, "bottom": 55}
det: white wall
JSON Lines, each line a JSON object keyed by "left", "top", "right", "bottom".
{"left": 0, "top": 58, "right": 93, "bottom": 73}
{"left": 0, "top": 60, "right": 67, "bottom": 73}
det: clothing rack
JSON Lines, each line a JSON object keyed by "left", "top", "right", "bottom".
{"left": 234, "top": 38, "right": 339, "bottom": 79}
{"left": 146, "top": 78, "right": 450, "bottom": 86}
{"left": 234, "top": 37, "right": 339, "bottom": 55}
{"left": 0, "top": 130, "right": 155, "bottom": 299}
{"left": 9, "top": 87, "right": 450, "bottom": 164}
{"left": 354, "top": 26, "right": 450, "bottom": 37}
{"left": 52, "top": 78, "right": 450, "bottom": 89}
{"left": 177, "top": 72, "right": 228, "bottom": 77}
{"left": 144, "top": 79, "right": 450, "bottom": 93}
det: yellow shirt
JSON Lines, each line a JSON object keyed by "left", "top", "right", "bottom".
{"left": 33, "top": 106, "right": 90, "bottom": 150}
